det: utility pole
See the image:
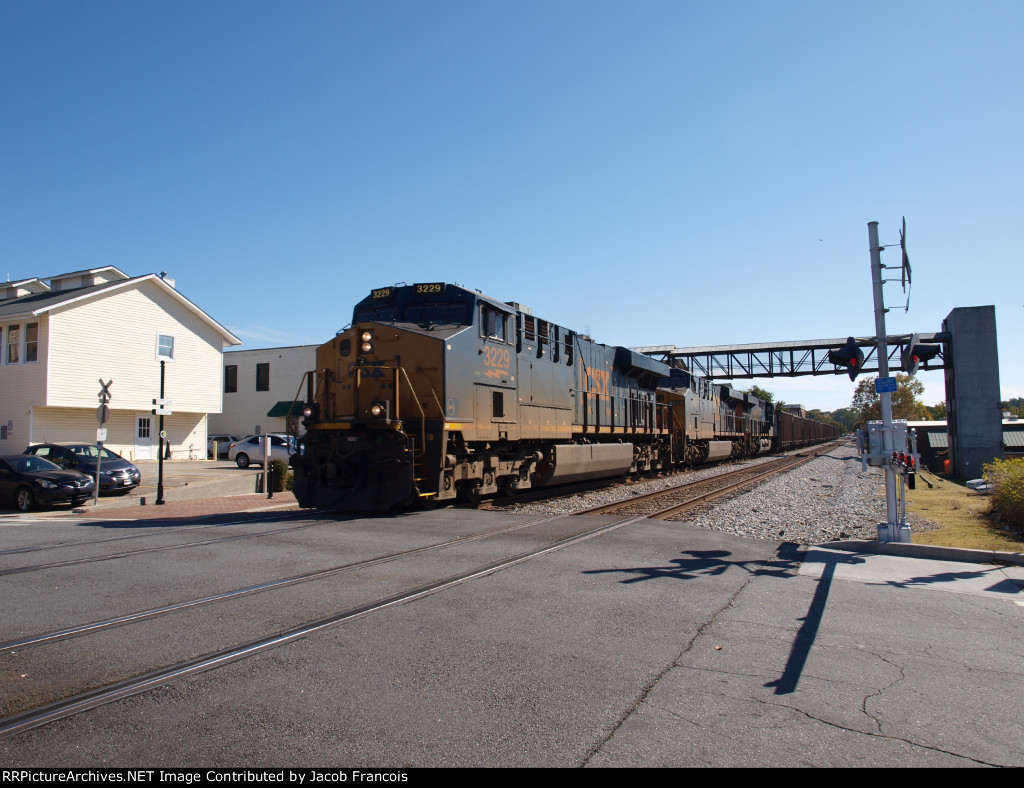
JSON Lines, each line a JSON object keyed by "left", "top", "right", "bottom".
{"left": 868, "top": 221, "right": 909, "bottom": 542}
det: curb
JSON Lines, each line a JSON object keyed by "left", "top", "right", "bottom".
{"left": 823, "top": 539, "right": 1024, "bottom": 567}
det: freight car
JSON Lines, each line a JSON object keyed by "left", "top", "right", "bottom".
{"left": 776, "top": 409, "right": 838, "bottom": 451}
{"left": 289, "top": 282, "right": 836, "bottom": 511}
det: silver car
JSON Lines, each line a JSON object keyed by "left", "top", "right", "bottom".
{"left": 208, "top": 434, "right": 239, "bottom": 459}
{"left": 228, "top": 434, "right": 297, "bottom": 468}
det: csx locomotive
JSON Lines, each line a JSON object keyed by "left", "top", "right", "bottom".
{"left": 289, "top": 282, "right": 837, "bottom": 511}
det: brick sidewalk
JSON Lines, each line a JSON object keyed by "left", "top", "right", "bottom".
{"left": 66, "top": 492, "right": 300, "bottom": 520}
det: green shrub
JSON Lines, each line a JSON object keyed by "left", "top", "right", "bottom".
{"left": 269, "top": 459, "right": 290, "bottom": 493}
{"left": 983, "top": 458, "right": 1024, "bottom": 526}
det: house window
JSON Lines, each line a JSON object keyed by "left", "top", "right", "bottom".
{"left": 157, "top": 333, "right": 175, "bottom": 361}
{"left": 256, "top": 363, "right": 270, "bottom": 391}
{"left": 25, "top": 323, "right": 38, "bottom": 363}
{"left": 7, "top": 326, "right": 20, "bottom": 364}
{"left": 225, "top": 365, "right": 238, "bottom": 393}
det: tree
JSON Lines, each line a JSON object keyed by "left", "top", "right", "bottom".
{"left": 807, "top": 409, "right": 844, "bottom": 431}
{"left": 926, "top": 401, "right": 947, "bottom": 420}
{"left": 851, "top": 373, "right": 928, "bottom": 426}
{"left": 747, "top": 385, "right": 784, "bottom": 410}
{"left": 828, "top": 407, "right": 860, "bottom": 433}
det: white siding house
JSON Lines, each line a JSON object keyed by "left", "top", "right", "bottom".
{"left": 209, "top": 345, "right": 318, "bottom": 439}
{"left": 0, "top": 268, "right": 240, "bottom": 459}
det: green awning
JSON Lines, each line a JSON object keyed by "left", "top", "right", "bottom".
{"left": 267, "top": 401, "right": 304, "bottom": 418}
{"left": 926, "top": 431, "right": 948, "bottom": 448}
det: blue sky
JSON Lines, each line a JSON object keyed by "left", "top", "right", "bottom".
{"left": 2, "top": 0, "right": 1021, "bottom": 411}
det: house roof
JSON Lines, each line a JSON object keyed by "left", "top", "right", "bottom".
{"left": 39, "top": 265, "right": 129, "bottom": 283}
{"left": 0, "top": 273, "right": 241, "bottom": 346}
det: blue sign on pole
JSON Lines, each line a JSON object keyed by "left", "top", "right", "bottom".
{"left": 875, "top": 376, "right": 898, "bottom": 394}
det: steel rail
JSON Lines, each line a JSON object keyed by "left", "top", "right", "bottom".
{"left": 0, "top": 510, "right": 313, "bottom": 558}
{"left": 0, "top": 518, "right": 335, "bottom": 578}
{"left": 0, "top": 511, "right": 646, "bottom": 740}
{"left": 574, "top": 442, "right": 843, "bottom": 519}
{"left": 647, "top": 455, "right": 815, "bottom": 520}
{"left": 0, "top": 511, "right": 572, "bottom": 652}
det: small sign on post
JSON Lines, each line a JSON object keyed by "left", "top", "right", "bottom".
{"left": 874, "top": 376, "right": 898, "bottom": 394}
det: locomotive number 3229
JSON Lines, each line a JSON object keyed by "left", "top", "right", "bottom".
{"left": 483, "top": 345, "right": 511, "bottom": 370}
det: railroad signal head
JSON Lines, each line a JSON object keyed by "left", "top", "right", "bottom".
{"left": 828, "top": 337, "right": 865, "bottom": 381}
{"left": 901, "top": 333, "right": 941, "bottom": 376}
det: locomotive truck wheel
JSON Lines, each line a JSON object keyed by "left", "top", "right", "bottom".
{"left": 499, "top": 477, "right": 519, "bottom": 498}
{"left": 461, "top": 483, "right": 483, "bottom": 505}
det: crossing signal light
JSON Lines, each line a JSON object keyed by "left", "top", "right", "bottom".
{"left": 828, "top": 337, "right": 865, "bottom": 381}
{"left": 901, "top": 333, "right": 941, "bottom": 376}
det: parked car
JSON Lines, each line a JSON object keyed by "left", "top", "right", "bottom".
{"left": 208, "top": 434, "right": 239, "bottom": 459}
{"left": 228, "top": 434, "right": 297, "bottom": 468}
{"left": 0, "top": 454, "right": 96, "bottom": 511}
{"left": 24, "top": 443, "right": 142, "bottom": 494}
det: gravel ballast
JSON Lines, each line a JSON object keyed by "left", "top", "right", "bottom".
{"left": 501, "top": 442, "right": 935, "bottom": 544}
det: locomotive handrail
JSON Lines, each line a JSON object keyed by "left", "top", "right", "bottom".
{"left": 398, "top": 366, "right": 428, "bottom": 460}
{"left": 285, "top": 370, "right": 313, "bottom": 443}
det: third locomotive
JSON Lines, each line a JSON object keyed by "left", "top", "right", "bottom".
{"left": 290, "top": 282, "right": 839, "bottom": 511}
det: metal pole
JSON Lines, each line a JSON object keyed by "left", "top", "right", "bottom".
{"left": 263, "top": 433, "right": 271, "bottom": 498}
{"left": 156, "top": 360, "right": 166, "bottom": 505}
{"left": 93, "top": 430, "right": 103, "bottom": 507}
{"left": 868, "top": 221, "right": 898, "bottom": 538}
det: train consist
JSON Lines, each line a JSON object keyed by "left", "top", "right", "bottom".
{"left": 289, "top": 283, "right": 840, "bottom": 511}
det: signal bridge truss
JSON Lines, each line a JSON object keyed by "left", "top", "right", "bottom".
{"left": 635, "top": 333, "right": 948, "bottom": 380}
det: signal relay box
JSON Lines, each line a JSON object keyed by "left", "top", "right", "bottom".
{"left": 858, "top": 420, "right": 910, "bottom": 467}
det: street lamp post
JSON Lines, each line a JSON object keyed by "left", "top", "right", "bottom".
{"left": 156, "top": 360, "right": 166, "bottom": 505}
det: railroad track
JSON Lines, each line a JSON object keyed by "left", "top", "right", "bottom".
{"left": 0, "top": 446, "right": 837, "bottom": 740}
{"left": 577, "top": 452, "right": 823, "bottom": 519}
{"left": 483, "top": 441, "right": 846, "bottom": 518}
{"left": 0, "top": 509, "right": 648, "bottom": 739}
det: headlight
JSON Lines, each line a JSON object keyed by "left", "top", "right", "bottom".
{"left": 34, "top": 479, "right": 58, "bottom": 489}
{"left": 370, "top": 403, "right": 384, "bottom": 417}
{"left": 359, "top": 330, "right": 374, "bottom": 354}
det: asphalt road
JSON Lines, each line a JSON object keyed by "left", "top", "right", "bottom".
{"left": 1, "top": 509, "right": 1021, "bottom": 767}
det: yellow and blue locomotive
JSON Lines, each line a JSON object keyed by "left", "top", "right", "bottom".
{"left": 290, "top": 282, "right": 671, "bottom": 510}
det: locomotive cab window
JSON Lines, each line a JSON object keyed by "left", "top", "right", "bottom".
{"left": 405, "top": 302, "right": 471, "bottom": 326}
{"left": 480, "top": 305, "right": 508, "bottom": 342}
